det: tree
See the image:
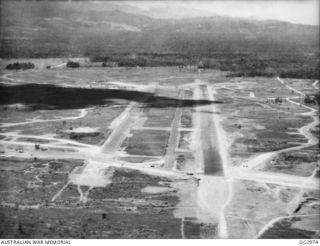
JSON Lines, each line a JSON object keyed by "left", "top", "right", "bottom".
{"left": 66, "top": 61, "right": 80, "bottom": 68}
{"left": 6, "top": 62, "right": 35, "bottom": 70}
{"left": 304, "top": 95, "right": 315, "bottom": 104}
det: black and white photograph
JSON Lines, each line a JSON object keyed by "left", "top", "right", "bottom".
{"left": 0, "top": 0, "right": 319, "bottom": 241}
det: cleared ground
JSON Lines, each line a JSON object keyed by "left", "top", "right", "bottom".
{"left": 0, "top": 63, "right": 319, "bottom": 238}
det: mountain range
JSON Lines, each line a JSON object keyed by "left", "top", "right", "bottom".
{"left": 0, "top": 1, "right": 318, "bottom": 58}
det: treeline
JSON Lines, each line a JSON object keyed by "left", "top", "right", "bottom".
{"left": 5, "top": 62, "right": 35, "bottom": 70}
{"left": 92, "top": 51, "right": 319, "bottom": 79}
{"left": 201, "top": 52, "right": 319, "bottom": 79}
{"left": 92, "top": 53, "right": 187, "bottom": 67}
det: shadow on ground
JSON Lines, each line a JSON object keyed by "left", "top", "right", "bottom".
{"left": 0, "top": 83, "right": 223, "bottom": 110}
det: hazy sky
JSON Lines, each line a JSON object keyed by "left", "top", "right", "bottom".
{"left": 121, "top": 0, "right": 319, "bottom": 25}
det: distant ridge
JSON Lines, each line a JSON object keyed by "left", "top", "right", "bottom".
{"left": 1, "top": 1, "right": 318, "bottom": 58}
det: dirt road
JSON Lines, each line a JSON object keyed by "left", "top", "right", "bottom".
{"left": 164, "top": 89, "right": 183, "bottom": 169}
